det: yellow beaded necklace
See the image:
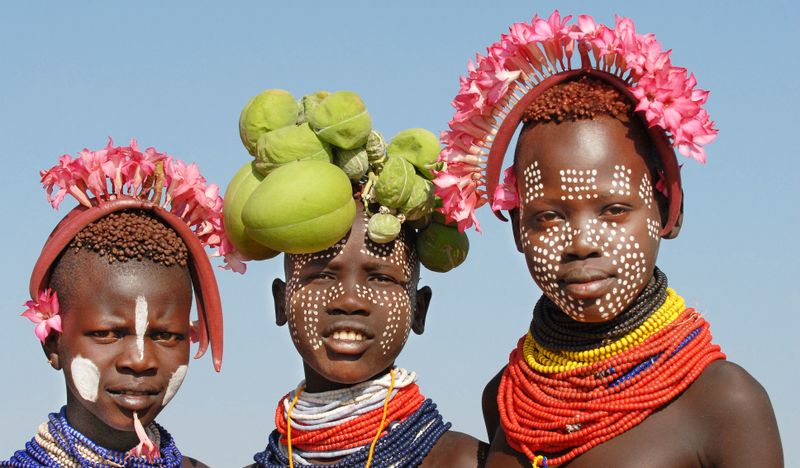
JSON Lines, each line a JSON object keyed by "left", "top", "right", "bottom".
{"left": 524, "top": 288, "right": 685, "bottom": 374}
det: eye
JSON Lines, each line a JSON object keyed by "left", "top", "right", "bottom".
{"left": 370, "top": 274, "right": 399, "bottom": 284}
{"left": 601, "top": 204, "right": 631, "bottom": 218}
{"left": 150, "top": 332, "right": 184, "bottom": 344}
{"left": 533, "top": 211, "right": 563, "bottom": 224}
{"left": 88, "top": 330, "right": 123, "bottom": 342}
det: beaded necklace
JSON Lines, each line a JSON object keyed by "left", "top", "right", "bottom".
{"left": 499, "top": 283, "right": 726, "bottom": 467}
{"left": 2, "top": 407, "right": 182, "bottom": 468}
{"left": 253, "top": 367, "right": 450, "bottom": 467}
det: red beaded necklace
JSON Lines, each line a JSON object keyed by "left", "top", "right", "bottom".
{"left": 498, "top": 307, "right": 725, "bottom": 466}
{"left": 275, "top": 383, "right": 425, "bottom": 454}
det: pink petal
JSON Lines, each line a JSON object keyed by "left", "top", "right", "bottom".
{"left": 127, "top": 411, "right": 159, "bottom": 462}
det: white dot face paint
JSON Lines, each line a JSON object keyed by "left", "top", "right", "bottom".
{"left": 518, "top": 161, "right": 662, "bottom": 322}
{"left": 162, "top": 365, "right": 188, "bottom": 406}
{"left": 70, "top": 355, "right": 100, "bottom": 403}
{"left": 135, "top": 295, "right": 149, "bottom": 361}
{"left": 282, "top": 210, "right": 418, "bottom": 385}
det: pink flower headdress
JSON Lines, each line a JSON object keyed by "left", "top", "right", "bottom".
{"left": 434, "top": 11, "right": 717, "bottom": 234}
{"left": 27, "top": 138, "right": 232, "bottom": 371}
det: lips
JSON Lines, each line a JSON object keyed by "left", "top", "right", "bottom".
{"left": 558, "top": 269, "right": 615, "bottom": 299}
{"left": 321, "top": 321, "right": 374, "bottom": 355}
{"left": 106, "top": 385, "right": 161, "bottom": 412}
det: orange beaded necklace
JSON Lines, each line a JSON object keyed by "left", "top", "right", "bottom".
{"left": 498, "top": 292, "right": 725, "bottom": 466}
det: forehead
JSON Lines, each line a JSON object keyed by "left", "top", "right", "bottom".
{"left": 58, "top": 250, "right": 192, "bottom": 319}
{"left": 515, "top": 117, "right": 653, "bottom": 184}
{"left": 286, "top": 225, "right": 415, "bottom": 278}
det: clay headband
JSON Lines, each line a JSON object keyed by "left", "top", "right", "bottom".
{"left": 433, "top": 11, "right": 718, "bottom": 234}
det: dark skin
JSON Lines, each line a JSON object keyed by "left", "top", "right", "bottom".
{"left": 248, "top": 210, "right": 487, "bottom": 467}
{"left": 482, "top": 116, "right": 782, "bottom": 467}
{"left": 44, "top": 248, "right": 208, "bottom": 468}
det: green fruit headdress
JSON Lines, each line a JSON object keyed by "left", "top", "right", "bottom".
{"left": 226, "top": 89, "right": 469, "bottom": 273}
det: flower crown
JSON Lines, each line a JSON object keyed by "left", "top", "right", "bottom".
{"left": 40, "top": 138, "right": 234, "bottom": 260}
{"left": 434, "top": 11, "right": 718, "bottom": 232}
{"left": 24, "top": 139, "right": 231, "bottom": 365}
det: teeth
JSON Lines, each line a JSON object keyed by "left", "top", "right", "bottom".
{"left": 332, "top": 330, "right": 365, "bottom": 341}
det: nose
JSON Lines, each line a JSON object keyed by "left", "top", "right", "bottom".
{"left": 562, "top": 219, "right": 602, "bottom": 261}
{"left": 116, "top": 335, "right": 158, "bottom": 376}
{"left": 325, "top": 274, "right": 370, "bottom": 316}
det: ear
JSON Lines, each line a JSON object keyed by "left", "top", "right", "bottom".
{"left": 42, "top": 333, "right": 61, "bottom": 370}
{"left": 661, "top": 193, "right": 684, "bottom": 240}
{"left": 509, "top": 208, "right": 523, "bottom": 253}
{"left": 272, "top": 278, "right": 287, "bottom": 326}
{"left": 411, "top": 286, "right": 432, "bottom": 335}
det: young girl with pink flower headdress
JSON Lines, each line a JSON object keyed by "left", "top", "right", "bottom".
{"left": 434, "top": 11, "right": 782, "bottom": 467}
{"left": 3, "top": 139, "right": 237, "bottom": 467}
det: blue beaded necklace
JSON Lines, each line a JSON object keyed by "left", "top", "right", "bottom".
{"left": 2, "top": 407, "right": 182, "bottom": 468}
{"left": 254, "top": 399, "right": 450, "bottom": 467}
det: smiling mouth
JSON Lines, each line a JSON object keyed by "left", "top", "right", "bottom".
{"left": 331, "top": 329, "right": 367, "bottom": 342}
{"left": 322, "top": 325, "right": 374, "bottom": 356}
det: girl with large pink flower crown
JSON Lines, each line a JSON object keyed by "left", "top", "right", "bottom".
{"left": 3, "top": 139, "right": 237, "bottom": 467}
{"left": 434, "top": 11, "right": 783, "bottom": 467}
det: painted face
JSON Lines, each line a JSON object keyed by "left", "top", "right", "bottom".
{"left": 513, "top": 116, "right": 663, "bottom": 322}
{"left": 276, "top": 211, "right": 428, "bottom": 392}
{"left": 52, "top": 249, "right": 192, "bottom": 443}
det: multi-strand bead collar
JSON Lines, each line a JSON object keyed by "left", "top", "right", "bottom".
{"left": 498, "top": 272, "right": 726, "bottom": 467}
{"left": 2, "top": 407, "right": 182, "bottom": 468}
{"left": 253, "top": 367, "right": 450, "bottom": 467}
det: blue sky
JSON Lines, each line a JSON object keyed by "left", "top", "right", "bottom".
{"left": 1, "top": 1, "right": 798, "bottom": 466}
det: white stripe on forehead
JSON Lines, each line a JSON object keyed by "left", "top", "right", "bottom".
{"left": 135, "top": 295, "right": 148, "bottom": 361}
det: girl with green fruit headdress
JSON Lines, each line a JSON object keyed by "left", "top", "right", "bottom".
{"left": 227, "top": 88, "right": 470, "bottom": 273}
{"left": 230, "top": 89, "right": 486, "bottom": 467}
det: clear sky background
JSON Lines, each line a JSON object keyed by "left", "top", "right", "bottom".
{"left": 1, "top": 1, "right": 798, "bottom": 466}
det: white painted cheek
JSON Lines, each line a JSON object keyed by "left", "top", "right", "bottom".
{"left": 135, "top": 295, "right": 149, "bottom": 361}
{"left": 162, "top": 365, "right": 188, "bottom": 406}
{"left": 70, "top": 356, "right": 100, "bottom": 402}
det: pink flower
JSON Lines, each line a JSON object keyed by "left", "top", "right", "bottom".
{"left": 434, "top": 11, "right": 718, "bottom": 232}
{"left": 126, "top": 411, "right": 159, "bottom": 462}
{"left": 492, "top": 166, "right": 519, "bottom": 211}
{"left": 21, "top": 289, "right": 61, "bottom": 343}
{"left": 433, "top": 162, "right": 486, "bottom": 232}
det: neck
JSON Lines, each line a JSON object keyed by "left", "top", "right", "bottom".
{"left": 301, "top": 362, "right": 395, "bottom": 393}
{"left": 65, "top": 391, "right": 141, "bottom": 452}
{"left": 531, "top": 268, "right": 668, "bottom": 350}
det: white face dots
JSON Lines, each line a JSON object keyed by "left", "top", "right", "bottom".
{"left": 610, "top": 165, "right": 632, "bottom": 196}
{"left": 559, "top": 168, "right": 598, "bottom": 201}
{"left": 639, "top": 173, "right": 654, "bottom": 209}
{"left": 520, "top": 164, "right": 659, "bottom": 320}
{"left": 523, "top": 161, "right": 544, "bottom": 203}
{"left": 285, "top": 239, "right": 347, "bottom": 349}
{"left": 284, "top": 225, "right": 415, "bottom": 356}
{"left": 354, "top": 283, "right": 411, "bottom": 355}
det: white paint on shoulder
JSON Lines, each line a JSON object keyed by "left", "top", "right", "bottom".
{"left": 135, "top": 295, "right": 149, "bottom": 361}
{"left": 162, "top": 365, "right": 188, "bottom": 406}
{"left": 70, "top": 356, "right": 100, "bottom": 402}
